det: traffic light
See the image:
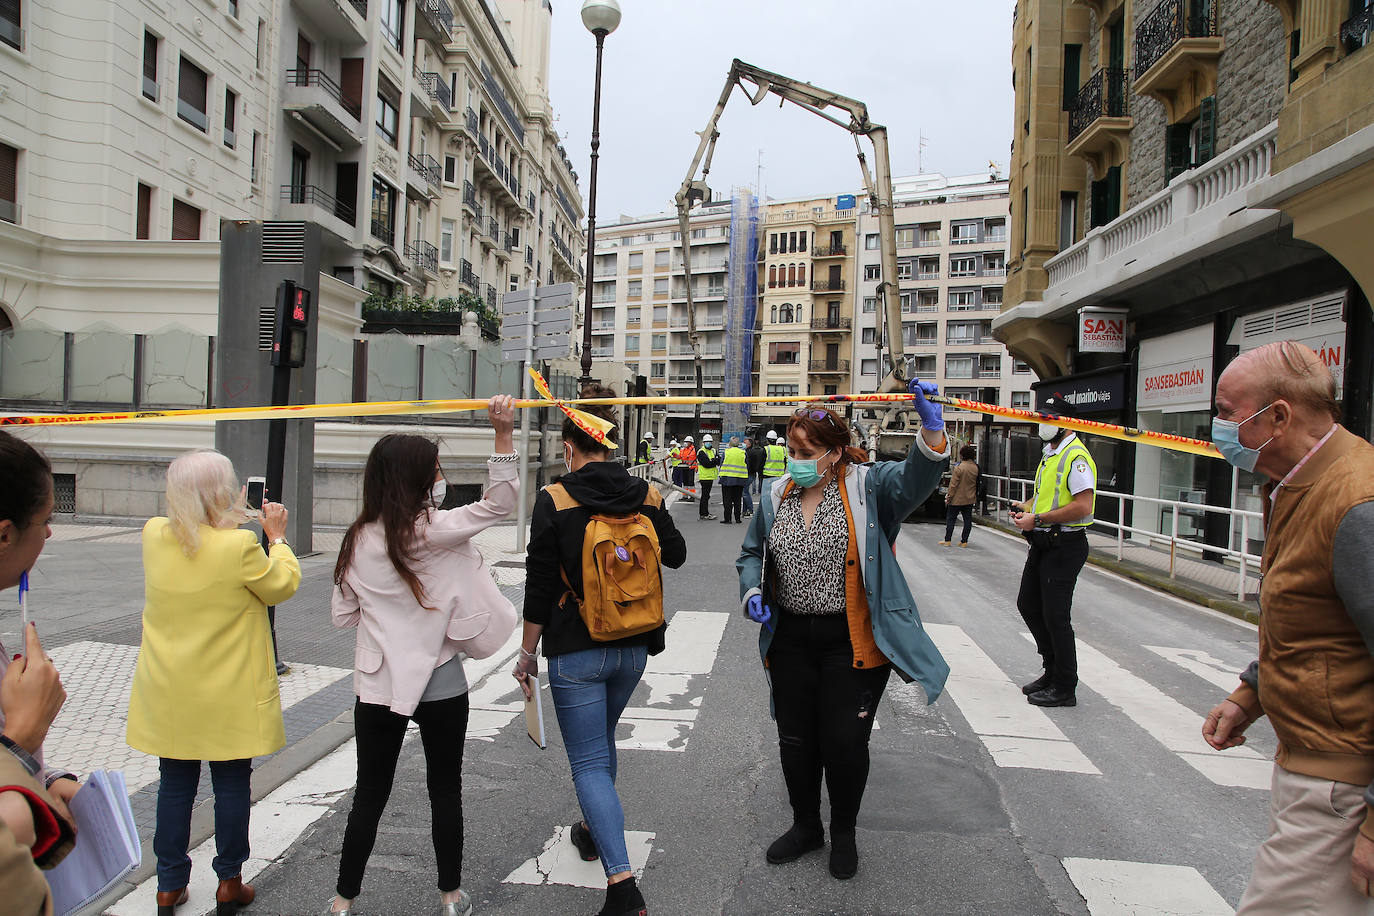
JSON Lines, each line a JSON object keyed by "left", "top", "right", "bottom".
{"left": 271, "top": 280, "right": 311, "bottom": 368}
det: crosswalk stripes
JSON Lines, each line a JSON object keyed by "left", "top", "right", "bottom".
{"left": 1039, "top": 635, "right": 1272, "bottom": 789}
{"left": 925, "top": 623, "right": 1100, "bottom": 774}
{"left": 1062, "top": 858, "right": 1234, "bottom": 915}
{"left": 620, "top": 610, "right": 728, "bottom": 752}
{"left": 501, "top": 826, "right": 655, "bottom": 889}
{"left": 1145, "top": 645, "right": 1245, "bottom": 691}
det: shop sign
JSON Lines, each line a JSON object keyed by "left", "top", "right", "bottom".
{"left": 1078, "top": 307, "right": 1128, "bottom": 354}
{"left": 1138, "top": 324, "right": 1213, "bottom": 412}
{"left": 1034, "top": 369, "right": 1126, "bottom": 415}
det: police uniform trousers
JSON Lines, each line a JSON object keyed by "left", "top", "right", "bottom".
{"left": 1016, "top": 528, "right": 1089, "bottom": 690}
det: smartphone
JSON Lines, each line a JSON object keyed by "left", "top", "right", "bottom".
{"left": 246, "top": 477, "right": 267, "bottom": 516}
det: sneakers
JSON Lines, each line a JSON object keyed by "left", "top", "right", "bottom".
{"left": 1027, "top": 686, "right": 1077, "bottom": 707}
{"left": 570, "top": 821, "right": 599, "bottom": 862}
{"left": 439, "top": 889, "right": 473, "bottom": 916}
{"left": 766, "top": 823, "right": 825, "bottom": 864}
{"left": 958, "top": 541, "right": 970, "bottom": 548}
{"left": 938, "top": 540, "right": 951, "bottom": 547}
{"left": 700, "top": 514, "right": 717, "bottom": 520}
{"left": 1020, "top": 672, "right": 1052, "bottom": 695}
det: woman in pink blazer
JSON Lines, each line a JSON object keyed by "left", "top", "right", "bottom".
{"left": 328, "top": 397, "right": 519, "bottom": 916}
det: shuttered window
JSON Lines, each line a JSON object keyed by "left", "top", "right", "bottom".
{"left": 142, "top": 31, "right": 159, "bottom": 100}
{"left": 1196, "top": 96, "right": 1217, "bottom": 165}
{"left": 171, "top": 199, "right": 200, "bottom": 240}
{"left": 0, "top": 143, "right": 17, "bottom": 224}
{"left": 136, "top": 183, "right": 152, "bottom": 239}
{"left": 177, "top": 56, "right": 208, "bottom": 132}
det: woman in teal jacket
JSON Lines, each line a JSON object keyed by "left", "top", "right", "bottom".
{"left": 736, "top": 381, "right": 951, "bottom": 880}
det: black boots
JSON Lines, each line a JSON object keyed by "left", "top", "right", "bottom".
{"left": 1027, "top": 685, "right": 1077, "bottom": 707}
{"left": 597, "top": 876, "right": 646, "bottom": 916}
{"left": 828, "top": 830, "right": 858, "bottom": 880}
{"left": 1020, "top": 672, "right": 1052, "bottom": 695}
{"left": 765, "top": 823, "right": 825, "bottom": 864}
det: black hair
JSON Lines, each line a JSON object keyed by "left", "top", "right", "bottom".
{"left": 0, "top": 430, "right": 53, "bottom": 529}
{"left": 959, "top": 445, "right": 976, "bottom": 461}
{"left": 562, "top": 383, "right": 620, "bottom": 456}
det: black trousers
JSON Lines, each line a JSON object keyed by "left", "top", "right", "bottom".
{"left": 768, "top": 613, "right": 890, "bottom": 834}
{"left": 944, "top": 503, "right": 973, "bottom": 543}
{"left": 1016, "top": 530, "right": 1090, "bottom": 690}
{"left": 336, "top": 694, "right": 470, "bottom": 899}
{"left": 721, "top": 483, "right": 744, "bottom": 522}
{"left": 698, "top": 479, "right": 714, "bottom": 517}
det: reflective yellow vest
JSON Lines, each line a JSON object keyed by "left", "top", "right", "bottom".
{"left": 720, "top": 446, "right": 749, "bottom": 479}
{"left": 1030, "top": 437, "right": 1097, "bottom": 528}
{"left": 763, "top": 443, "right": 787, "bottom": 477}
{"left": 669, "top": 448, "right": 681, "bottom": 468}
{"left": 697, "top": 447, "right": 719, "bottom": 481}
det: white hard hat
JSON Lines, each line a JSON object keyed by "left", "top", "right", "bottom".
{"left": 765, "top": 429, "right": 778, "bottom": 440}
{"left": 670, "top": 438, "right": 678, "bottom": 445}
{"left": 684, "top": 435, "right": 694, "bottom": 443}
{"left": 702, "top": 434, "right": 713, "bottom": 443}
{"left": 644, "top": 432, "right": 654, "bottom": 440}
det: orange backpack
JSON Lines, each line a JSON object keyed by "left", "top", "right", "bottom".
{"left": 546, "top": 483, "right": 665, "bottom": 641}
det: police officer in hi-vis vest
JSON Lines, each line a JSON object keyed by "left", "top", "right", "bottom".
{"left": 762, "top": 430, "right": 787, "bottom": 484}
{"left": 1010, "top": 394, "right": 1096, "bottom": 708}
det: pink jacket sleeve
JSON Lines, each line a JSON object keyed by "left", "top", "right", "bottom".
{"left": 424, "top": 460, "right": 519, "bottom": 544}
{"left": 332, "top": 581, "right": 361, "bottom": 629}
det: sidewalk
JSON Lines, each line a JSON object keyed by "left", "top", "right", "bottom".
{"left": 22, "top": 519, "right": 528, "bottom": 914}
{"left": 975, "top": 514, "right": 1261, "bottom": 623}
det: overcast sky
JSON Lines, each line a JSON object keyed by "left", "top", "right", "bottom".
{"left": 542, "top": 0, "right": 1016, "bottom": 221}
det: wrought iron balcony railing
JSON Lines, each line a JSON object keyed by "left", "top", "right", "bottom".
{"left": 408, "top": 152, "right": 441, "bottom": 189}
{"left": 280, "top": 184, "right": 355, "bottom": 224}
{"left": 1068, "top": 68, "right": 1130, "bottom": 143}
{"left": 462, "top": 180, "right": 477, "bottom": 209}
{"left": 406, "top": 240, "right": 438, "bottom": 274}
{"left": 286, "top": 68, "right": 361, "bottom": 120}
{"left": 415, "top": 0, "right": 453, "bottom": 39}
{"left": 1135, "top": 0, "right": 1220, "bottom": 77}
{"left": 812, "top": 244, "right": 848, "bottom": 257}
{"left": 808, "top": 359, "right": 850, "bottom": 373}
{"left": 810, "top": 279, "right": 846, "bottom": 292}
{"left": 810, "top": 316, "right": 852, "bottom": 331}
{"left": 370, "top": 218, "right": 395, "bottom": 247}
{"left": 1343, "top": 6, "right": 1373, "bottom": 54}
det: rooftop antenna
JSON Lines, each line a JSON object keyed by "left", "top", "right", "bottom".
{"left": 918, "top": 132, "right": 928, "bottom": 173}
{"left": 755, "top": 149, "right": 764, "bottom": 199}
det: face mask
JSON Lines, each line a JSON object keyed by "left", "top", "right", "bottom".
{"left": 1038, "top": 423, "right": 1060, "bottom": 442}
{"left": 427, "top": 479, "right": 446, "bottom": 509}
{"left": 1211, "top": 404, "right": 1273, "bottom": 472}
{"left": 787, "top": 449, "right": 831, "bottom": 488}
{"left": 563, "top": 445, "right": 574, "bottom": 475}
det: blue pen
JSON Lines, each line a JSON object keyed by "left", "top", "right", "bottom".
{"left": 18, "top": 570, "right": 29, "bottom": 633}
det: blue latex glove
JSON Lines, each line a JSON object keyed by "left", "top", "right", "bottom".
{"left": 745, "top": 594, "right": 772, "bottom": 624}
{"left": 907, "top": 379, "right": 944, "bottom": 432}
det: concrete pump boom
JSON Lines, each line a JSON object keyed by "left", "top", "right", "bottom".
{"left": 672, "top": 59, "right": 909, "bottom": 438}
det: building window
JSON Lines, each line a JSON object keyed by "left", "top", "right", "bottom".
{"left": 228, "top": 0, "right": 239, "bottom": 18}
{"left": 136, "top": 183, "right": 152, "bottom": 239}
{"left": 627, "top": 279, "right": 642, "bottom": 298}
{"left": 0, "top": 0, "right": 20, "bottom": 50}
{"left": 895, "top": 227, "right": 915, "bottom": 249}
{"left": 654, "top": 249, "right": 669, "bottom": 268}
{"left": 946, "top": 356, "right": 975, "bottom": 378}
{"left": 177, "top": 56, "right": 209, "bottom": 132}
{"left": 861, "top": 327, "right": 876, "bottom": 344}
{"left": 768, "top": 342, "right": 800, "bottom": 365}
{"left": 440, "top": 218, "right": 455, "bottom": 264}
{"left": 380, "top": 0, "right": 404, "bottom": 52}
{"left": 767, "top": 384, "right": 800, "bottom": 397}
{"left": 982, "top": 287, "right": 1004, "bottom": 306}
{"left": 949, "top": 289, "right": 976, "bottom": 309}
{"left": 862, "top": 297, "right": 877, "bottom": 313}
{"left": 651, "top": 333, "right": 667, "bottom": 351}
{"left": 861, "top": 359, "right": 877, "bottom": 376}
{"left": 142, "top": 30, "right": 160, "bottom": 101}
{"left": 951, "top": 222, "right": 979, "bottom": 244}
{"left": 628, "top": 251, "right": 643, "bottom": 269}
{"left": 626, "top": 307, "right": 640, "bottom": 324}
{"left": 0, "top": 142, "right": 16, "bottom": 224}
{"left": 375, "top": 85, "right": 399, "bottom": 146}
{"left": 255, "top": 18, "right": 265, "bottom": 68}
{"left": 171, "top": 198, "right": 201, "bottom": 240}
{"left": 919, "top": 224, "right": 940, "bottom": 246}
{"left": 223, "top": 87, "right": 237, "bottom": 148}
{"left": 1062, "top": 44, "right": 1082, "bottom": 110}
{"left": 652, "top": 305, "right": 667, "bottom": 322}
{"left": 1058, "top": 192, "right": 1078, "bottom": 251}
{"left": 370, "top": 177, "right": 396, "bottom": 245}
{"left": 950, "top": 256, "right": 977, "bottom": 278}
{"left": 864, "top": 264, "right": 881, "bottom": 281}
{"left": 625, "top": 334, "right": 639, "bottom": 352}
{"left": 779, "top": 303, "right": 794, "bottom": 323}
{"left": 896, "top": 260, "right": 913, "bottom": 280}
{"left": 864, "top": 233, "right": 880, "bottom": 250}
{"left": 443, "top": 155, "right": 458, "bottom": 184}
{"left": 651, "top": 362, "right": 665, "bottom": 379}
{"left": 947, "top": 321, "right": 977, "bottom": 344}
{"left": 653, "top": 278, "right": 669, "bottom": 296}
{"left": 768, "top": 265, "right": 777, "bottom": 288}
{"left": 1011, "top": 392, "right": 1032, "bottom": 409}
{"left": 1090, "top": 165, "right": 1122, "bottom": 228}
{"left": 985, "top": 218, "right": 1007, "bottom": 241}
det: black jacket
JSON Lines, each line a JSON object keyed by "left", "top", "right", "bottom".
{"left": 524, "top": 461, "right": 687, "bottom": 657}
{"left": 746, "top": 445, "right": 765, "bottom": 475}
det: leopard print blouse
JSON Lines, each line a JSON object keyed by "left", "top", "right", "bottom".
{"left": 767, "top": 476, "right": 850, "bottom": 615}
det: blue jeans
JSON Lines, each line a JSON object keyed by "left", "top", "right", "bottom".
{"left": 548, "top": 646, "right": 647, "bottom": 878}
{"left": 154, "top": 757, "right": 252, "bottom": 891}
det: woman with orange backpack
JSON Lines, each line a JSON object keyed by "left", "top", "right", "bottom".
{"left": 513, "top": 385, "right": 687, "bottom": 916}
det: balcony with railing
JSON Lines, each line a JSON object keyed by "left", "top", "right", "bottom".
{"left": 473, "top": 134, "right": 521, "bottom": 205}
{"left": 406, "top": 240, "right": 438, "bottom": 276}
{"left": 295, "top": 0, "right": 366, "bottom": 41}
{"left": 1066, "top": 68, "right": 1132, "bottom": 168}
{"left": 810, "top": 278, "right": 846, "bottom": 292}
{"left": 411, "top": 68, "right": 452, "bottom": 117}
{"left": 526, "top": 245, "right": 534, "bottom": 266}
{"left": 810, "top": 316, "right": 852, "bottom": 332}
{"left": 549, "top": 231, "right": 576, "bottom": 270}
{"left": 463, "top": 107, "right": 479, "bottom": 137}
{"left": 812, "top": 243, "right": 848, "bottom": 257}
{"left": 808, "top": 359, "right": 850, "bottom": 374}
{"left": 406, "top": 152, "right": 441, "bottom": 196}
{"left": 1134, "top": 0, "right": 1223, "bottom": 116}
{"left": 370, "top": 217, "right": 395, "bottom": 248}
{"left": 460, "top": 259, "right": 478, "bottom": 292}
{"left": 278, "top": 184, "right": 356, "bottom": 238}
{"left": 413, "top": 0, "right": 453, "bottom": 42}
{"left": 462, "top": 180, "right": 478, "bottom": 213}
{"left": 1343, "top": 5, "right": 1373, "bottom": 54}
{"left": 485, "top": 284, "right": 497, "bottom": 309}
{"left": 282, "top": 69, "right": 362, "bottom": 146}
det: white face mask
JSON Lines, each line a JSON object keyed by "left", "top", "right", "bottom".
{"left": 564, "top": 445, "right": 573, "bottom": 474}
{"left": 1038, "top": 423, "right": 1061, "bottom": 442}
{"left": 428, "top": 479, "right": 447, "bottom": 509}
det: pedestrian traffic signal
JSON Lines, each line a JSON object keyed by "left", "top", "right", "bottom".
{"left": 271, "top": 280, "right": 311, "bottom": 368}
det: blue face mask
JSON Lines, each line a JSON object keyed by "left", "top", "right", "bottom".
{"left": 1211, "top": 404, "right": 1272, "bottom": 472}
{"left": 787, "top": 449, "right": 831, "bottom": 488}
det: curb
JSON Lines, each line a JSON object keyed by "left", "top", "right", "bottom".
{"left": 975, "top": 516, "right": 1260, "bottom": 625}
{"left": 83, "top": 710, "right": 356, "bottom": 915}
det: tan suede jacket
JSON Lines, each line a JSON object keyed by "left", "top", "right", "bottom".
{"left": 1227, "top": 426, "right": 1374, "bottom": 838}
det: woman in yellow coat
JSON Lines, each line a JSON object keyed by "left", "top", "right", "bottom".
{"left": 126, "top": 450, "right": 301, "bottom": 916}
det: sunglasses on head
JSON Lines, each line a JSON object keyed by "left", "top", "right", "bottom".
{"left": 794, "top": 408, "right": 841, "bottom": 429}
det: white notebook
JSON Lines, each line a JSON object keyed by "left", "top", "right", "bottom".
{"left": 47, "top": 769, "right": 142, "bottom": 916}
{"left": 525, "top": 675, "right": 547, "bottom": 749}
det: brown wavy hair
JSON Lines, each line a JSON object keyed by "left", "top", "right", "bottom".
{"left": 785, "top": 406, "right": 867, "bottom": 466}
{"left": 563, "top": 383, "right": 620, "bottom": 455}
{"left": 334, "top": 434, "right": 440, "bottom": 609}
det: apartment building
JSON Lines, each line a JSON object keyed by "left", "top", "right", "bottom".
{"left": 998, "top": 0, "right": 1374, "bottom": 541}
{"left": 588, "top": 202, "right": 734, "bottom": 436}
{"left": 0, "top": 0, "right": 584, "bottom": 524}
{"left": 753, "top": 195, "right": 857, "bottom": 425}
{"left": 852, "top": 173, "right": 1022, "bottom": 432}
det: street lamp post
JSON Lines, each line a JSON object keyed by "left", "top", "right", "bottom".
{"left": 578, "top": 0, "right": 621, "bottom": 386}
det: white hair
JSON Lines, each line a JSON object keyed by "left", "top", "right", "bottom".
{"left": 165, "top": 450, "right": 246, "bottom": 556}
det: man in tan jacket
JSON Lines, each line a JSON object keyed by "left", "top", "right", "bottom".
{"left": 1202, "top": 341, "right": 1374, "bottom": 914}
{"left": 941, "top": 445, "right": 979, "bottom": 547}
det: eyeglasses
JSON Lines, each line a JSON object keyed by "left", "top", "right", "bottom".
{"left": 793, "top": 407, "right": 842, "bottom": 430}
